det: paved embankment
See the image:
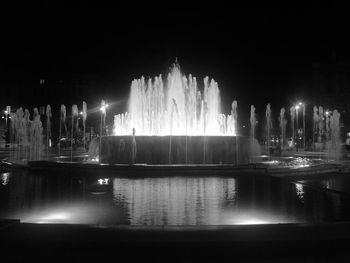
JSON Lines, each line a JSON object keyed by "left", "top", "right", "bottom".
{"left": 1, "top": 220, "right": 350, "bottom": 262}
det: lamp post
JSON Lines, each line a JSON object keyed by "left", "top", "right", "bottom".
{"left": 4, "top": 110, "right": 8, "bottom": 126}
{"left": 99, "top": 100, "right": 108, "bottom": 163}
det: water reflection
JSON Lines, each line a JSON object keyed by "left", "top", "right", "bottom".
{"left": 113, "top": 177, "right": 237, "bottom": 225}
{"left": 1, "top": 171, "right": 350, "bottom": 225}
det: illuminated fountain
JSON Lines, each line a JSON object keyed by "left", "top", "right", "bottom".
{"left": 9, "top": 107, "right": 43, "bottom": 163}
{"left": 279, "top": 108, "right": 287, "bottom": 148}
{"left": 90, "top": 64, "right": 259, "bottom": 165}
{"left": 113, "top": 64, "right": 236, "bottom": 136}
{"left": 326, "top": 110, "right": 342, "bottom": 161}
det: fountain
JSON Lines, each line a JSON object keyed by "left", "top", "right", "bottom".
{"left": 82, "top": 101, "right": 87, "bottom": 150}
{"left": 46, "top": 104, "right": 52, "bottom": 159}
{"left": 30, "top": 108, "right": 43, "bottom": 161}
{"left": 59, "top": 104, "right": 67, "bottom": 156}
{"left": 318, "top": 106, "right": 324, "bottom": 143}
{"left": 8, "top": 107, "right": 43, "bottom": 163}
{"left": 89, "top": 64, "right": 259, "bottom": 165}
{"left": 265, "top": 103, "right": 271, "bottom": 154}
{"left": 313, "top": 106, "right": 319, "bottom": 150}
{"left": 113, "top": 64, "right": 235, "bottom": 136}
{"left": 249, "top": 105, "right": 260, "bottom": 162}
{"left": 279, "top": 108, "right": 287, "bottom": 149}
{"left": 326, "top": 110, "right": 342, "bottom": 161}
{"left": 290, "top": 106, "right": 295, "bottom": 148}
{"left": 71, "top": 104, "right": 79, "bottom": 161}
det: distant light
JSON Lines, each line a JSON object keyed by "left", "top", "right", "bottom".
{"left": 1, "top": 172, "right": 10, "bottom": 186}
{"left": 80, "top": 111, "right": 83, "bottom": 115}
{"left": 325, "top": 111, "right": 330, "bottom": 116}
{"left": 90, "top": 157, "right": 99, "bottom": 162}
{"left": 98, "top": 178, "right": 110, "bottom": 185}
{"left": 295, "top": 105, "right": 300, "bottom": 110}
{"left": 4, "top": 110, "right": 8, "bottom": 114}
{"left": 298, "top": 102, "right": 302, "bottom": 105}
{"left": 1, "top": 116, "right": 4, "bottom": 119}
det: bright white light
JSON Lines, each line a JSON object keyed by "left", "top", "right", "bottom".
{"left": 41, "top": 213, "right": 69, "bottom": 221}
{"left": 90, "top": 157, "right": 99, "bottom": 162}
{"left": 4, "top": 110, "right": 8, "bottom": 114}
{"left": 262, "top": 160, "right": 279, "bottom": 164}
{"left": 100, "top": 105, "right": 106, "bottom": 113}
{"left": 113, "top": 65, "right": 236, "bottom": 136}
{"left": 295, "top": 105, "right": 300, "bottom": 110}
{"left": 298, "top": 102, "right": 302, "bottom": 105}
{"left": 98, "top": 178, "right": 110, "bottom": 185}
{"left": 1, "top": 172, "right": 10, "bottom": 186}
{"left": 235, "top": 219, "right": 269, "bottom": 225}
{"left": 325, "top": 111, "right": 329, "bottom": 116}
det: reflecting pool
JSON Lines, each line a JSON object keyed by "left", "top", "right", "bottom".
{"left": 1, "top": 170, "right": 350, "bottom": 225}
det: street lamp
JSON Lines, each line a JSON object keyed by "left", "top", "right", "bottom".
{"left": 4, "top": 110, "right": 8, "bottom": 126}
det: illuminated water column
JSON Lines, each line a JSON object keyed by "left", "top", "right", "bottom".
{"left": 113, "top": 64, "right": 236, "bottom": 136}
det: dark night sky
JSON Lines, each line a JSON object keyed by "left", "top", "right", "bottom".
{"left": 2, "top": 7, "right": 350, "bottom": 122}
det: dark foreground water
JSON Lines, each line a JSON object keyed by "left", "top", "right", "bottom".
{"left": 1, "top": 170, "right": 350, "bottom": 225}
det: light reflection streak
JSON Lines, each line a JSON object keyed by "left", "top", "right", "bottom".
{"left": 112, "top": 177, "right": 237, "bottom": 225}
{"left": 295, "top": 183, "right": 305, "bottom": 201}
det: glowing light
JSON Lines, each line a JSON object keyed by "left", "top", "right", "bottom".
{"left": 41, "top": 213, "right": 70, "bottom": 221}
{"left": 235, "top": 219, "right": 269, "bottom": 225}
{"left": 295, "top": 105, "right": 300, "bottom": 110}
{"left": 98, "top": 178, "right": 110, "bottom": 185}
{"left": 100, "top": 106, "right": 106, "bottom": 113}
{"left": 1, "top": 172, "right": 10, "bottom": 186}
{"left": 90, "top": 157, "right": 99, "bottom": 162}
{"left": 113, "top": 64, "right": 236, "bottom": 136}
{"left": 262, "top": 160, "right": 279, "bottom": 164}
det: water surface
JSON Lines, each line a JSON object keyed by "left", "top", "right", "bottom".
{"left": 1, "top": 170, "right": 349, "bottom": 225}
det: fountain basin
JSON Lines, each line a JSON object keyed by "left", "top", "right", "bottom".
{"left": 88, "top": 135, "right": 260, "bottom": 165}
